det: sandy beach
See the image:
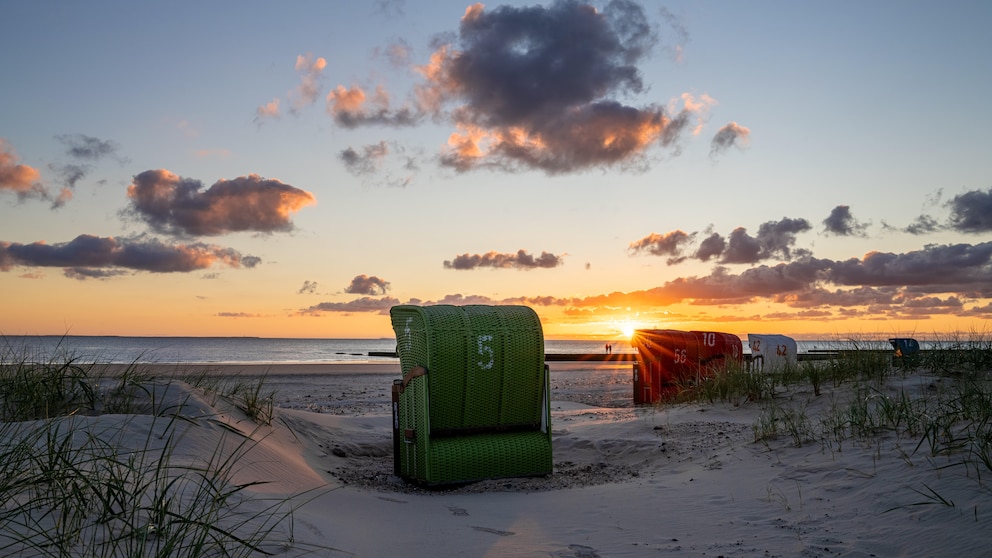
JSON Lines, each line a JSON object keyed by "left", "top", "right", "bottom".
{"left": 13, "top": 360, "right": 992, "bottom": 557}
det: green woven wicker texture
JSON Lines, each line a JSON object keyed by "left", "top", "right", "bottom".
{"left": 389, "top": 304, "right": 552, "bottom": 485}
{"left": 399, "top": 372, "right": 431, "bottom": 480}
{"left": 390, "top": 304, "right": 545, "bottom": 431}
{"left": 428, "top": 431, "right": 552, "bottom": 484}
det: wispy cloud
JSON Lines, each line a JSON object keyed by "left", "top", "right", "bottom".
{"left": 339, "top": 142, "right": 389, "bottom": 175}
{"left": 298, "top": 280, "right": 318, "bottom": 294}
{"left": 255, "top": 53, "right": 327, "bottom": 123}
{"left": 125, "top": 169, "right": 316, "bottom": 237}
{"left": 34, "top": 134, "right": 130, "bottom": 209}
{"left": 372, "top": 0, "right": 405, "bottom": 19}
{"left": 216, "top": 312, "right": 264, "bottom": 318}
{"left": 255, "top": 98, "right": 280, "bottom": 122}
{"left": 710, "top": 122, "right": 750, "bottom": 157}
{"left": 443, "top": 249, "right": 565, "bottom": 270}
{"left": 289, "top": 53, "right": 328, "bottom": 113}
{"left": 55, "top": 134, "right": 123, "bottom": 162}
{"left": 658, "top": 6, "right": 689, "bottom": 63}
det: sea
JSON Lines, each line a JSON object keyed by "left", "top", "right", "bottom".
{"left": 0, "top": 335, "right": 911, "bottom": 365}
{"left": 0, "top": 336, "right": 640, "bottom": 365}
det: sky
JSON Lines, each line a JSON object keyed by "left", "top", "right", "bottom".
{"left": 1, "top": 0, "right": 991, "bottom": 341}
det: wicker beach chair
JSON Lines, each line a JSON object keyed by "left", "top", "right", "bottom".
{"left": 389, "top": 304, "right": 552, "bottom": 486}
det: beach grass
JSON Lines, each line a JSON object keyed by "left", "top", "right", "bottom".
{"left": 666, "top": 332, "right": 992, "bottom": 498}
{"left": 0, "top": 342, "right": 320, "bottom": 557}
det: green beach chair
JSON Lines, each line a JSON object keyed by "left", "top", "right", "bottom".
{"left": 389, "top": 304, "right": 552, "bottom": 486}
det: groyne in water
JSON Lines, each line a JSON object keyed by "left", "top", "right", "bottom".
{"left": 367, "top": 351, "right": 898, "bottom": 362}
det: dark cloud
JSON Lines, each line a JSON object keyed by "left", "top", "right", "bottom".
{"left": 710, "top": 122, "right": 750, "bottom": 156}
{"left": 64, "top": 267, "right": 129, "bottom": 280}
{"left": 614, "top": 241, "right": 992, "bottom": 307}
{"left": 126, "top": 170, "right": 316, "bottom": 237}
{"left": 948, "top": 187, "right": 992, "bottom": 233}
{"left": 345, "top": 274, "right": 390, "bottom": 295}
{"left": 827, "top": 242, "right": 992, "bottom": 288}
{"left": 55, "top": 134, "right": 121, "bottom": 161}
{"left": 0, "top": 234, "right": 258, "bottom": 275}
{"left": 755, "top": 217, "right": 812, "bottom": 260}
{"left": 823, "top": 205, "right": 870, "bottom": 237}
{"left": 241, "top": 255, "right": 261, "bottom": 268}
{"left": 407, "top": 0, "right": 707, "bottom": 174}
{"left": 963, "top": 302, "right": 992, "bottom": 317}
{"left": 306, "top": 1, "right": 736, "bottom": 174}
{"left": 630, "top": 218, "right": 810, "bottom": 266}
{"left": 628, "top": 230, "right": 695, "bottom": 264}
{"left": 774, "top": 286, "right": 901, "bottom": 309}
{"left": 694, "top": 232, "right": 726, "bottom": 262}
{"left": 298, "top": 238, "right": 992, "bottom": 320}
{"left": 719, "top": 227, "right": 762, "bottom": 264}
{"left": 443, "top": 249, "right": 565, "bottom": 270}
{"left": 299, "top": 280, "right": 318, "bottom": 294}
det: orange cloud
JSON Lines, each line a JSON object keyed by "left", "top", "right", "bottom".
{"left": 127, "top": 170, "right": 316, "bottom": 236}
{"left": 290, "top": 53, "right": 328, "bottom": 111}
{"left": 328, "top": 85, "right": 367, "bottom": 113}
{"left": 327, "top": 84, "right": 418, "bottom": 128}
{"left": 256, "top": 98, "right": 280, "bottom": 120}
{"left": 0, "top": 140, "right": 42, "bottom": 195}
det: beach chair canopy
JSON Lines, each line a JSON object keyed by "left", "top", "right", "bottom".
{"left": 748, "top": 334, "right": 798, "bottom": 372}
{"left": 389, "top": 304, "right": 552, "bottom": 485}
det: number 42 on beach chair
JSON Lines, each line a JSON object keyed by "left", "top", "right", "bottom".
{"left": 389, "top": 304, "right": 553, "bottom": 486}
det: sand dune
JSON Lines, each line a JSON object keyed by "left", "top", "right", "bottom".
{"left": 13, "top": 361, "right": 992, "bottom": 557}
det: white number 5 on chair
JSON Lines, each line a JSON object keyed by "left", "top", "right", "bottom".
{"left": 477, "top": 334, "right": 494, "bottom": 370}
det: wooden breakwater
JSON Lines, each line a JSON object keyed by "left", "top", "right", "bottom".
{"left": 368, "top": 351, "right": 880, "bottom": 363}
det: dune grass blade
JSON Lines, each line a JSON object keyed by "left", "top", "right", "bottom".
{"left": 0, "top": 342, "right": 329, "bottom": 557}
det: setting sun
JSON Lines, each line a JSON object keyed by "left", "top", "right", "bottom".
{"left": 620, "top": 321, "right": 637, "bottom": 339}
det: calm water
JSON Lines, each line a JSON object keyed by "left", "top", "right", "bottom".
{"left": 0, "top": 336, "right": 638, "bottom": 365}
{"left": 1, "top": 335, "right": 920, "bottom": 365}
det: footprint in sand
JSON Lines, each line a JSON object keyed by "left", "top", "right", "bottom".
{"left": 470, "top": 525, "right": 514, "bottom": 536}
{"left": 553, "top": 544, "right": 600, "bottom": 558}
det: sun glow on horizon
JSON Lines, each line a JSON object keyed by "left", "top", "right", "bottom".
{"left": 618, "top": 319, "right": 639, "bottom": 339}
